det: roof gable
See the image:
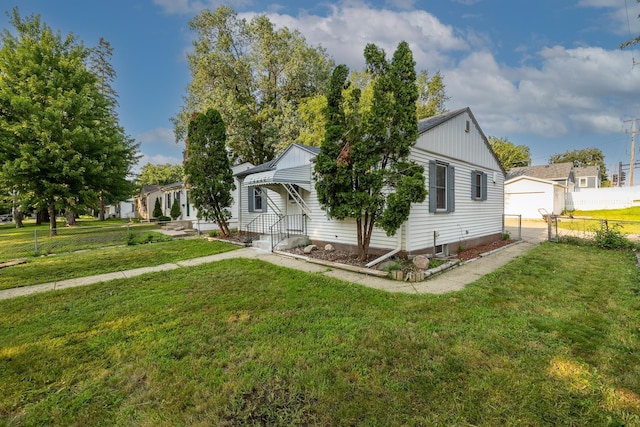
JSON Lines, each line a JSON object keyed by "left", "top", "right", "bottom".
{"left": 507, "top": 163, "right": 573, "bottom": 181}
{"left": 573, "top": 165, "right": 599, "bottom": 177}
{"left": 236, "top": 143, "right": 319, "bottom": 178}
{"left": 415, "top": 107, "right": 504, "bottom": 173}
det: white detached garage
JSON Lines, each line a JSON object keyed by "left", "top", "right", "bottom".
{"left": 505, "top": 176, "right": 566, "bottom": 219}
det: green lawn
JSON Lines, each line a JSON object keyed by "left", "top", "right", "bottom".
{"left": 0, "top": 239, "right": 239, "bottom": 290}
{"left": 558, "top": 207, "right": 640, "bottom": 235}
{"left": 1, "top": 242, "right": 639, "bottom": 426}
{"left": 0, "top": 219, "right": 162, "bottom": 262}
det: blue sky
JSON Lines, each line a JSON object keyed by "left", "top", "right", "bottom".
{"left": 2, "top": 0, "right": 640, "bottom": 178}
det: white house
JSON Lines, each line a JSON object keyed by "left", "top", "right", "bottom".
{"left": 236, "top": 107, "right": 505, "bottom": 257}
{"left": 160, "top": 162, "right": 254, "bottom": 231}
{"left": 133, "top": 184, "right": 163, "bottom": 221}
{"left": 104, "top": 199, "right": 135, "bottom": 219}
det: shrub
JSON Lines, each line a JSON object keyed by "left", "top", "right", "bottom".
{"left": 593, "top": 224, "right": 634, "bottom": 250}
{"left": 152, "top": 197, "right": 162, "bottom": 218}
{"left": 157, "top": 215, "right": 171, "bottom": 222}
{"left": 127, "top": 231, "right": 173, "bottom": 245}
{"left": 170, "top": 199, "right": 181, "bottom": 220}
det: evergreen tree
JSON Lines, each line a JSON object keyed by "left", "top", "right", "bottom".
{"left": 152, "top": 197, "right": 162, "bottom": 218}
{"left": 183, "top": 109, "right": 235, "bottom": 237}
{"left": 315, "top": 42, "right": 426, "bottom": 261}
{"left": 170, "top": 199, "right": 181, "bottom": 220}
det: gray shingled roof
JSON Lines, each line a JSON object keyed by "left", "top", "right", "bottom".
{"left": 235, "top": 143, "right": 320, "bottom": 178}
{"left": 573, "top": 166, "right": 599, "bottom": 177}
{"left": 418, "top": 108, "right": 467, "bottom": 134}
{"left": 506, "top": 162, "right": 574, "bottom": 181}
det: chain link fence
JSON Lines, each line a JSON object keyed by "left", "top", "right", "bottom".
{"left": 0, "top": 223, "right": 162, "bottom": 262}
{"left": 547, "top": 216, "right": 640, "bottom": 243}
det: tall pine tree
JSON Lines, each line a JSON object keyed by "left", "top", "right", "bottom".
{"left": 315, "top": 41, "right": 426, "bottom": 261}
{"left": 184, "top": 109, "right": 236, "bottom": 237}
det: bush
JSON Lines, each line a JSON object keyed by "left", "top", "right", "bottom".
{"left": 157, "top": 215, "right": 171, "bottom": 222}
{"left": 593, "top": 224, "right": 635, "bottom": 250}
{"left": 152, "top": 197, "right": 162, "bottom": 218}
{"left": 170, "top": 199, "right": 181, "bottom": 220}
{"left": 127, "top": 231, "right": 173, "bottom": 245}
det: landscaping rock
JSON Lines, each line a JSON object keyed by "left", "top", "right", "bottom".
{"left": 378, "top": 260, "right": 398, "bottom": 271}
{"left": 412, "top": 255, "right": 430, "bottom": 270}
{"left": 324, "top": 244, "right": 335, "bottom": 252}
{"left": 303, "top": 244, "right": 318, "bottom": 254}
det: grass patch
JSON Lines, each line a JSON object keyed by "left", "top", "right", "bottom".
{"left": 0, "top": 220, "right": 161, "bottom": 261}
{"left": 0, "top": 239, "right": 239, "bottom": 290}
{"left": 1, "top": 242, "right": 639, "bottom": 425}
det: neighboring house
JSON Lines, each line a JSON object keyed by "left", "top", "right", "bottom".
{"left": 236, "top": 107, "right": 505, "bottom": 257}
{"left": 507, "top": 163, "right": 575, "bottom": 190}
{"left": 504, "top": 163, "right": 580, "bottom": 219}
{"left": 134, "top": 184, "right": 163, "bottom": 221}
{"left": 160, "top": 162, "right": 254, "bottom": 231}
{"left": 504, "top": 176, "right": 566, "bottom": 219}
{"left": 573, "top": 166, "right": 601, "bottom": 189}
{"left": 104, "top": 199, "right": 135, "bottom": 219}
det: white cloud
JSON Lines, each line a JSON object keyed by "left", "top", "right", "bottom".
{"left": 136, "top": 127, "right": 176, "bottom": 146}
{"left": 267, "top": 4, "right": 468, "bottom": 72}
{"left": 152, "top": 0, "right": 252, "bottom": 15}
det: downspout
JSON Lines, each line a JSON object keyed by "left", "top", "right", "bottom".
{"left": 365, "top": 224, "right": 403, "bottom": 268}
{"left": 238, "top": 177, "right": 244, "bottom": 233}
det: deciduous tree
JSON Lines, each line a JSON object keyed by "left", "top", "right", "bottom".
{"left": 174, "top": 6, "right": 333, "bottom": 164}
{"left": 136, "top": 163, "right": 183, "bottom": 189}
{"left": 549, "top": 147, "right": 608, "bottom": 183}
{"left": 0, "top": 9, "right": 137, "bottom": 236}
{"left": 315, "top": 42, "right": 427, "bottom": 261}
{"left": 487, "top": 136, "right": 531, "bottom": 170}
{"left": 183, "top": 109, "right": 236, "bottom": 237}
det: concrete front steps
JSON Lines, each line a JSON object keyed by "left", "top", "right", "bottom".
{"left": 251, "top": 234, "right": 308, "bottom": 251}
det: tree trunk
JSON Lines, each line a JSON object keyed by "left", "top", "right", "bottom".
{"left": 48, "top": 201, "right": 57, "bottom": 237}
{"left": 36, "top": 209, "right": 49, "bottom": 225}
{"left": 66, "top": 211, "right": 76, "bottom": 226}
{"left": 99, "top": 192, "right": 105, "bottom": 221}
{"left": 13, "top": 210, "right": 23, "bottom": 228}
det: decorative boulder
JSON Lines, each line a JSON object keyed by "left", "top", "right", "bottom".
{"left": 412, "top": 255, "right": 430, "bottom": 270}
{"left": 378, "top": 260, "right": 398, "bottom": 271}
{"left": 324, "top": 244, "right": 335, "bottom": 252}
{"left": 303, "top": 244, "right": 318, "bottom": 254}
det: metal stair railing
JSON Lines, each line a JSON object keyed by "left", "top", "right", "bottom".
{"left": 283, "top": 184, "right": 311, "bottom": 216}
{"left": 270, "top": 214, "right": 307, "bottom": 251}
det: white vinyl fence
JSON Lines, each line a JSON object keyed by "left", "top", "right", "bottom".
{"left": 565, "top": 187, "right": 640, "bottom": 211}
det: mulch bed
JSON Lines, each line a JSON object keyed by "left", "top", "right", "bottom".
{"left": 216, "top": 231, "right": 514, "bottom": 273}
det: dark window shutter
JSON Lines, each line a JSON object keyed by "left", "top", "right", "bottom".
{"left": 428, "top": 160, "right": 437, "bottom": 213}
{"left": 248, "top": 187, "right": 254, "bottom": 212}
{"left": 447, "top": 165, "right": 455, "bottom": 212}
{"left": 482, "top": 172, "right": 488, "bottom": 201}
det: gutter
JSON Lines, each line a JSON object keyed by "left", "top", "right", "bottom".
{"left": 365, "top": 224, "right": 403, "bottom": 268}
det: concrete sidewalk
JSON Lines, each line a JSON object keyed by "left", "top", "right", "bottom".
{"left": 0, "top": 237, "right": 539, "bottom": 301}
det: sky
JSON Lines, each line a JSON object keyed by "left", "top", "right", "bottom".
{"left": 2, "top": 0, "right": 640, "bottom": 179}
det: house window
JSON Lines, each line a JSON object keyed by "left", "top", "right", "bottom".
{"left": 579, "top": 177, "right": 587, "bottom": 187}
{"left": 429, "top": 160, "right": 455, "bottom": 213}
{"left": 471, "top": 170, "right": 488, "bottom": 201}
{"left": 248, "top": 187, "right": 267, "bottom": 212}
{"left": 166, "top": 194, "right": 171, "bottom": 209}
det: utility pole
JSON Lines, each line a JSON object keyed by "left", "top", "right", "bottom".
{"left": 631, "top": 119, "right": 636, "bottom": 186}
{"left": 624, "top": 118, "right": 638, "bottom": 186}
